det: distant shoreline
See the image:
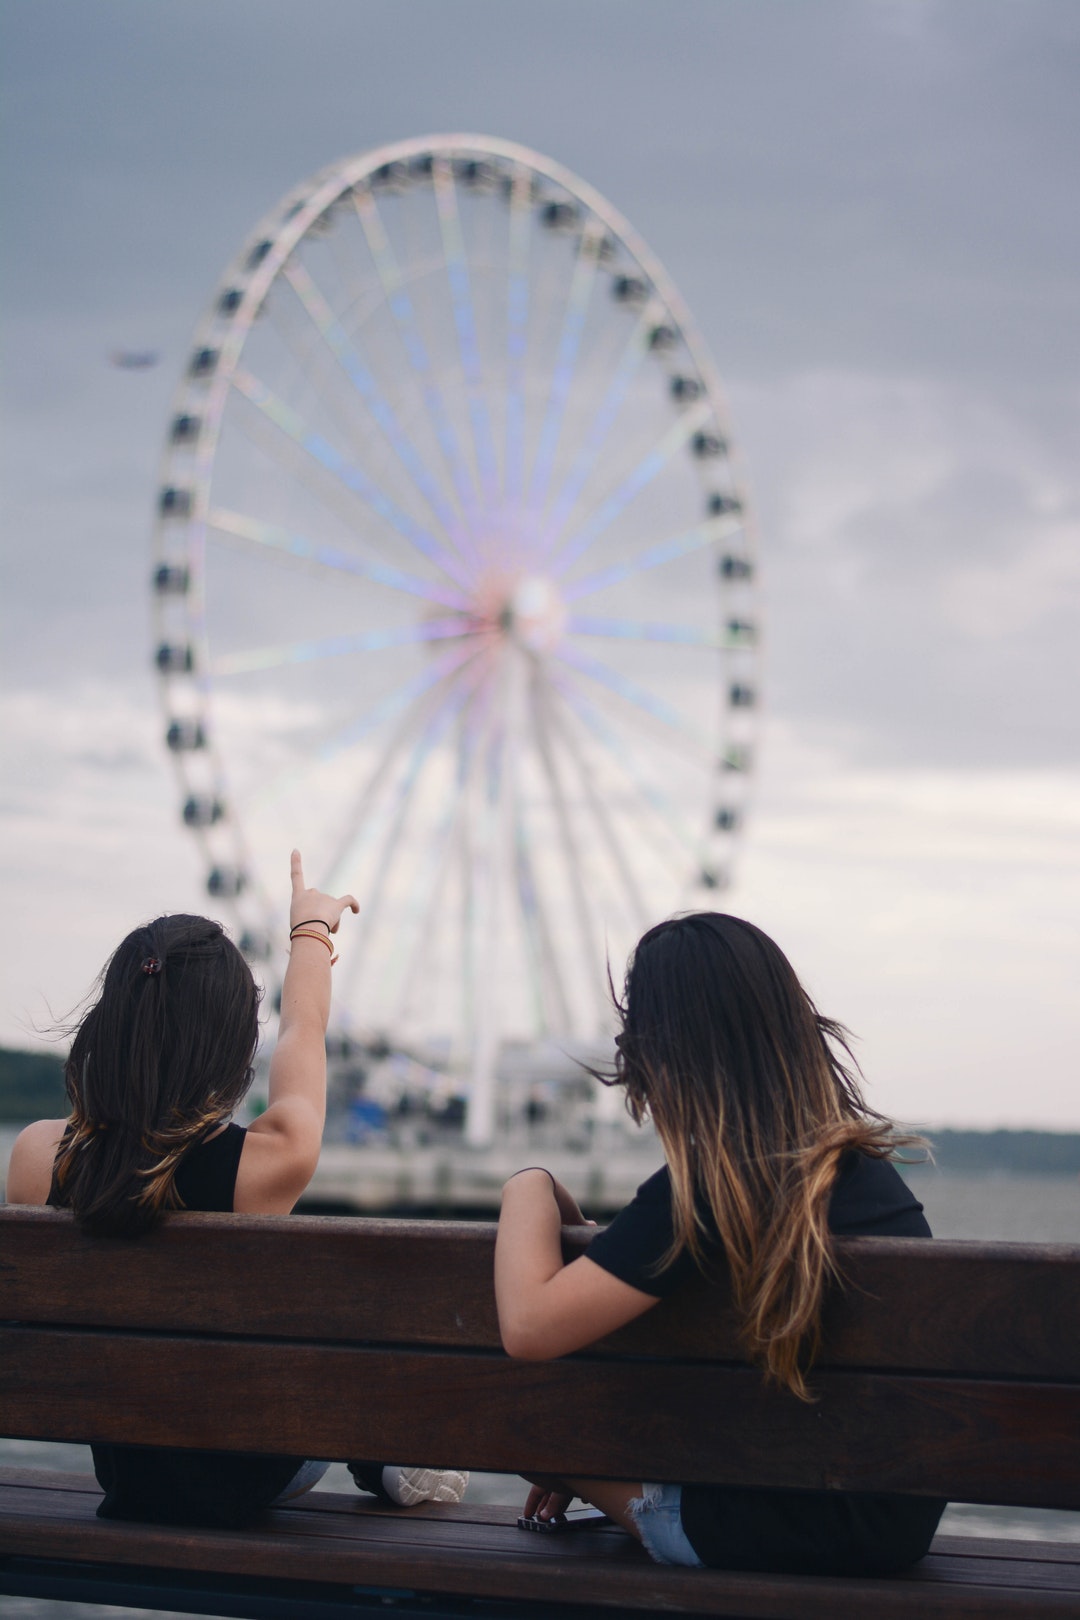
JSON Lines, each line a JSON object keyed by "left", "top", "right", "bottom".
{"left": 902, "top": 1129, "right": 1080, "bottom": 1176}
{"left": 1, "top": 1046, "right": 1076, "bottom": 1173}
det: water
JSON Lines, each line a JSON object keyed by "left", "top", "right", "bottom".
{"left": 903, "top": 1165, "right": 1080, "bottom": 1243}
{"left": 3, "top": 1170, "right": 1077, "bottom": 1617}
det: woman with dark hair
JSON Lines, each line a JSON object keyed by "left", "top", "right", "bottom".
{"left": 495, "top": 912, "right": 944, "bottom": 1575}
{"left": 7, "top": 850, "right": 466, "bottom": 1524}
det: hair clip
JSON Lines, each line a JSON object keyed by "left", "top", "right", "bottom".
{"left": 141, "top": 956, "right": 162, "bottom": 976}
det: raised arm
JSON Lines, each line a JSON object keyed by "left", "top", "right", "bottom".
{"left": 234, "top": 850, "right": 358, "bottom": 1214}
{"left": 494, "top": 1168, "right": 657, "bottom": 1360}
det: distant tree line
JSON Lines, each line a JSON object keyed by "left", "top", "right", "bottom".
{"left": 0, "top": 1047, "right": 67, "bottom": 1123}
{"left": 915, "top": 1129, "right": 1080, "bottom": 1176}
{"left": 0, "top": 1047, "right": 1077, "bottom": 1171}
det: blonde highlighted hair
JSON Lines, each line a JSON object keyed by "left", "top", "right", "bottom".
{"left": 603, "top": 914, "right": 917, "bottom": 1400}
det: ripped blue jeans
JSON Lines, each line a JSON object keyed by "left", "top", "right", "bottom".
{"left": 628, "top": 1482, "right": 704, "bottom": 1567}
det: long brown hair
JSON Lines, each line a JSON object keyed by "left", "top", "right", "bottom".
{"left": 50, "top": 915, "right": 261, "bottom": 1237}
{"left": 604, "top": 913, "right": 911, "bottom": 1400}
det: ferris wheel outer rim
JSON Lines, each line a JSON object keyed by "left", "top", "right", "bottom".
{"left": 152, "top": 132, "right": 761, "bottom": 994}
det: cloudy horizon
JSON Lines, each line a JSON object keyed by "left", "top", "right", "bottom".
{"left": 2, "top": 0, "right": 1077, "bottom": 1128}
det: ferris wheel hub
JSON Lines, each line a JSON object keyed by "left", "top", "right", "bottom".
{"left": 472, "top": 570, "right": 566, "bottom": 655}
{"left": 503, "top": 574, "right": 566, "bottom": 654}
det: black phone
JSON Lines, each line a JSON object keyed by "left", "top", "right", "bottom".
{"left": 517, "top": 1506, "right": 608, "bottom": 1533}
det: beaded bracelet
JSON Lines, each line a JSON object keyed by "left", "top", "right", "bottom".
{"left": 289, "top": 929, "right": 338, "bottom": 964}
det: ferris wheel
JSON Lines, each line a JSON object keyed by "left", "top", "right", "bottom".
{"left": 152, "top": 135, "right": 760, "bottom": 1143}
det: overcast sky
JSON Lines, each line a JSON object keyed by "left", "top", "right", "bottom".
{"left": 2, "top": 0, "right": 1078, "bottom": 1128}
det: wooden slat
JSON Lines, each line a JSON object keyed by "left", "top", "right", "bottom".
{"left": 1, "top": 1474, "right": 1078, "bottom": 1618}
{"left": 2, "top": 1473, "right": 1077, "bottom": 1567}
{"left": 932, "top": 1535, "right": 1080, "bottom": 1566}
{"left": 0, "top": 1466, "right": 99, "bottom": 1493}
{"left": 3, "top": 1327, "right": 1079, "bottom": 1508}
{"left": 2, "top": 1208, "right": 1079, "bottom": 1378}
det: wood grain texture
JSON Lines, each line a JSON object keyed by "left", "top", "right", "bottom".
{"left": 2, "top": 1208, "right": 1078, "bottom": 1378}
{"left": 3, "top": 1327, "right": 1079, "bottom": 1507}
{"left": 1, "top": 1472, "right": 1078, "bottom": 1619}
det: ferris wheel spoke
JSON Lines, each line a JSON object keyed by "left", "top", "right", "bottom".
{"left": 548, "top": 399, "right": 713, "bottom": 578}
{"left": 230, "top": 366, "right": 474, "bottom": 591}
{"left": 206, "top": 508, "right": 472, "bottom": 611}
{"left": 433, "top": 158, "right": 501, "bottom": 510}
{"left": 550, "top": 670, "right": 701, "bottom": 870}
{"left": 336, "top": 663, "right": 483, "bottom": 1000}
{"left": 536, "top": 305, "right": 656, "bottom": 550}
{"left": 214, "top": 403, "right": 457, "bottom": 596}
{"left": 208, "top": 616, "right": 472, "bottom": 678}
{"left": 321, "top": 651, "right": 494, "bottom": 972}
{"left": 504, "top": 167, "right": 532, "bottom": 512}
{"left": 280, "top": 260, "right": 471, "bottom": 559}
{"left": 525, "top": 226, "right": 603, "bottom": 515}
{"left": 563, "top": 517, "right": 740, "bottom": 603}
{"left": 258, "top": 293, "right": 419, "bottom": 521}
{"left": 215, "top": 391, "right": 379, "bottom": 550}
{"left": 566, "top": 614, "right": 745, "bottom": 649}
{"left": 351, "top": 186, "right": 483, "bottom": 530}
{"left": 246, "top": 639, "right": 487, "bottom": 819}
{"left": 552, "top": 642, "right": 711, "bottom": 756}
{"left": 489, "top": 675, "right": 563, "bottom": 1047}
{"left": 380, "top": 676, "right": 493, "bottom": 1026}
{"left": 545, "top": 682, "right": 650, "bottom": 931}
{"left": 512, "top": 788, "right": 574, "bottom": 1035}
{"left": 464, "top": 677, "right": 514, "bottom": 1139}
{"left": 322, "top": 638, "right": 488, "bottom": 762}
{"left": 529, "top": 670, "right": 605, "bottom": 1032}
{"left": 493, "top": 665, "right": 556, "bottom": 1035}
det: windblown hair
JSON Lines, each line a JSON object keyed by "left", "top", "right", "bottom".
{"left": 601, "top": 913, "right": 914, "bottom": 1401}
{"left": 50, "top": 915, "right": 261, "bottom": 1238}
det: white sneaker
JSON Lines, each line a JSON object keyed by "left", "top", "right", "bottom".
{"left": 380, "top": 1466, "right": 469, "bottom": 1507}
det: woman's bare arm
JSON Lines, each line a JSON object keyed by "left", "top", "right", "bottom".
{"left": 235, "top": 850, "right": 357, "bottom": 1214}
{"left": 494, "top": 1168, "right": 658, "bottom": 1360}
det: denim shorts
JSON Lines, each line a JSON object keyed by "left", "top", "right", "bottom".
{"left": 627, "top": 1482, "right": 704, "bottom": 1567}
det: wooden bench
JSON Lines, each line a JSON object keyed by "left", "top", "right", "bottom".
{"left": 1, "top": 1205, "right": 1078, "bottom": 1618}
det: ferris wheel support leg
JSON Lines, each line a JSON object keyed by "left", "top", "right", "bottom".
{"left": 464, "top": 670, "right": 510, "bottom": 1151}
{"left": 465, "top": 1002, "right": 500, "bottom": 1150}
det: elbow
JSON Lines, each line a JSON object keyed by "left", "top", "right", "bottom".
{"left": 501, "top": 1330, "right": 552, "bottom": 1362}
{"left": 498, "top": 1310, "right": 559, "bottom": 1362}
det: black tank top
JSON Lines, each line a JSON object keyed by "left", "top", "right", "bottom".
{"left": 173, "top": 1120, "right": 246, "bottom": 1210}
{"left": 83, "top": 1122, "right": 306, "bottom": 1528}
{"left": 46, "top": 1122, "right": 247, "bottom": 1215}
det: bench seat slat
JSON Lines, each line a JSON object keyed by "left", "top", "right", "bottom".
{"left": 3, "top": 1208, "right": 1078, "bottom": 1379}
{"left": 3, "top": 1327, "right": 1079, "bottom": 1508}
{"left": 2, "top": 1473, "right": 1079, "bottom": 1620}
{"left": 934, "top": 1535, "right": 1080, "bottom": 1567}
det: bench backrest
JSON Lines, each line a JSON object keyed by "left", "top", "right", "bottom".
{"left": 2, "top": 1208, "right": 1078, "bottom": 1509}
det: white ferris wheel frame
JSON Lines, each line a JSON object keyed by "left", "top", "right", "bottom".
{"left": 152, "top": 134, "right": 761, "bottom": 1145}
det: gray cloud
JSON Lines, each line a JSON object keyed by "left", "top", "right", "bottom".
{"left": 2, "top": 0, "right": 1078, "bottom": 1121}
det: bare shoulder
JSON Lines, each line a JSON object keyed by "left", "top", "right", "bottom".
{"left": 234, "top": 1103, "right": 322, "bottom": 1216}
{"left": 5, "top": 1118, "right": 68, "bottom": 1205}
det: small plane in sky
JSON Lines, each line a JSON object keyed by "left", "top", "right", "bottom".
{"left": 109, "top": 350, "right": 160, "bottom": 370}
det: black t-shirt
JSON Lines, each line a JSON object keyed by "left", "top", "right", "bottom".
{"left": 586, "top": 1152, "right": 945, "bottom": 1574}
{"left": 79, "top": 1126, "right": 305, "bottom": 1529}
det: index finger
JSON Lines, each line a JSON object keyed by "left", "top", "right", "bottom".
{"left": 290, "top": 848, "right": 305, "bottom": 894}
